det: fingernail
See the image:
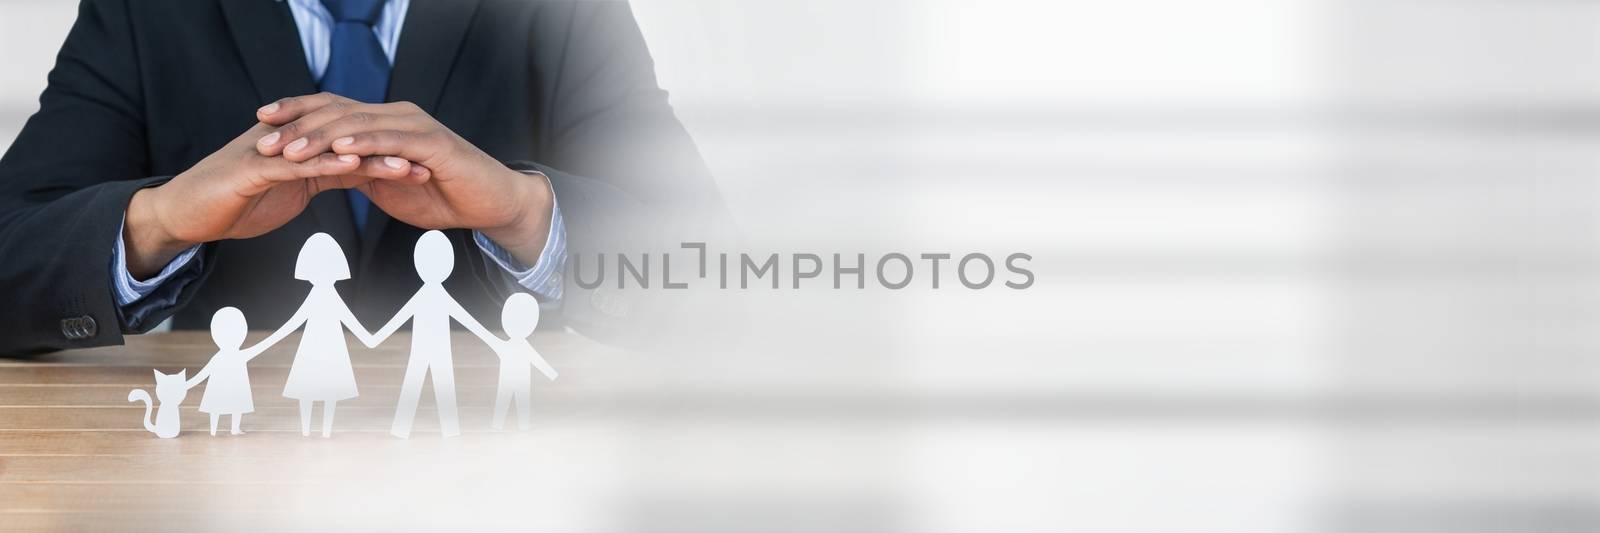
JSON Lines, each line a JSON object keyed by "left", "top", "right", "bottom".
{"left": 384, "top": 156, "right": 407, "bottom": 169}
{"left": 285, "top": 138, "right": 307, "bottom": 153}
{"left": 334, "top": 136, "right": 354, "bottom": 147}
{"left": 338, "top": 154, "right": 358, "bottom": 163}
{"left": 259, "top": 103, "right": 279, "bottom": 115}
{"left": 257, "top": 132, "right": 279, "bottom": 146}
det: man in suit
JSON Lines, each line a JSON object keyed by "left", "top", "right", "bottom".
{"left": 0, "top": 0, "right": 725, "bottom": 354}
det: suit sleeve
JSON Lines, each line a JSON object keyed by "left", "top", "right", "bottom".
{"left": 512, "top": 2, "right": 735, "bottom": 343}
{"left": 532, "top": 2, "right": 729, "bottom": 226}
{"left": 0, "top": 0, "right": 212, "bottom": 354}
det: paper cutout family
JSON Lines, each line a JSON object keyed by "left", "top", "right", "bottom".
{"left": 126, "top": 231, "right": 559, "bottom": 439}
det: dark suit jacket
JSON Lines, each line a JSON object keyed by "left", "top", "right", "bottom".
{"left": 0, "top": 0, "right": 727, "bottom": 355}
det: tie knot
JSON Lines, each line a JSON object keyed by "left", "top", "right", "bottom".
{"left": 320, "top": 0, "right": 385, "bottom": 25}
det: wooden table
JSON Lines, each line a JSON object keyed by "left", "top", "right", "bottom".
{"left": 0, "top": 330, "right": 637, "bottom": 531}
{"left": 0, "top": 328, "right": 1180, "bottom": 533}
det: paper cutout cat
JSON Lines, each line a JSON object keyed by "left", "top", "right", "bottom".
{"left": 128, "top": 369, "right": 188, "bottom": 439}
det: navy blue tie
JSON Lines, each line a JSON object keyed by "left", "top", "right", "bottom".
{"left": 318, "top": 0, "right": 388, "bottom": 234}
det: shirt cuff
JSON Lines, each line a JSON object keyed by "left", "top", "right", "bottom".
{"left": 473, "top": 196, "right": 566, "bottom": 300}
{"left": 112, "top": 214, "right": 202, "bottom": 307}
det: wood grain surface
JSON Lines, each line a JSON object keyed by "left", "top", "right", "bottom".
{"left": 0, "top": 330, "right": 637, "bottom": 532}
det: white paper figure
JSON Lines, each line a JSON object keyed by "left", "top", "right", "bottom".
{"left": 128, "top": 369, "right": 188, "bottom": 439}
{"left": 184, "top": 307, "right": 292, "bottom": 436}
{"left": 370, "top": 230, "right": 497, "bottom": 439}
{"left": 274, "top": 233, "right": 378, "bottom": 437}
{"left": 478, "top": 293, "right": 558, "bottom": 431}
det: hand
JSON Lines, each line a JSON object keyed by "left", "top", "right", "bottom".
{"left": 124, "top": 123, "right": 428, "bottom": 277}
{"left": 350, "top": 323, "right": 381, "bottom": 349}
{"left": 255, "top": 93, "right": 554, "bottom": 265}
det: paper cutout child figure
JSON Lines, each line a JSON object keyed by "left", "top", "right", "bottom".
{"left": 479, "top": 293, "right": 559, "bottom": 431}
{"left": 275, "top": 233, "right": 379, "bottom": 437}
{"left": 185, "top": 307, "right": 293, "bottom": 436}
{"left": 371, "top": 230, "right": 497, "bottom": 439}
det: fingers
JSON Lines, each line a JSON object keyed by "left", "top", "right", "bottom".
{"left": 237, "top": 153, "right": 361, "bottom": 196}
{"left": 239, "top": 121, "right": 276, "bottom": 138}
{"left": 256, "top": 92, "right": 351, "bottom": 126}
{"left": 354, "top": 155, "right": 431, "bottom": 185}
{"left": 328, "top": 130, "right": 446, "bottom": 167}
{"left": 278, "top": 112, "right": 419, "bottom": 162}
{"left": 286, "top": 153, "right": 364, "bottom": 180}
{"left": 261, "top": 154, "right": 426, "bottom": 187}
{"left": 256, "top": 99, "right": 362, "bottom": 159}
{"left": 257, "top": 98, "right": 424, "bottom": 161}
{"left": 237, "top": 154, "right": 429, "bottom": 198}
{"left": 247, "top": 94, "right": 435, "bottom": 193}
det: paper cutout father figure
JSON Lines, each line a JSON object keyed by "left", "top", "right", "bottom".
{"left": 0, "top": 0, "right": 728, "bottom": 354}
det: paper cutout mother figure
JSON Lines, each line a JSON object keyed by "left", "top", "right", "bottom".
{"left": 371, "top": 230, "right": 497, "bottom": 439}
{"left": 275, "top": 233, "right": 378, "bottom": 437}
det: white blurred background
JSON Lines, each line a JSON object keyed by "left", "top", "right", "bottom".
{"left": 4, "top": 0, "right": 1600, "bottom": 531}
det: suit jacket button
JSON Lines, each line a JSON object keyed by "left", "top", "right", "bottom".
{"left": 78, "top": 316, "right": 98, "bottom": 338}
{"left": 59, "top": 318, "right": 80, "bottom": 340}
